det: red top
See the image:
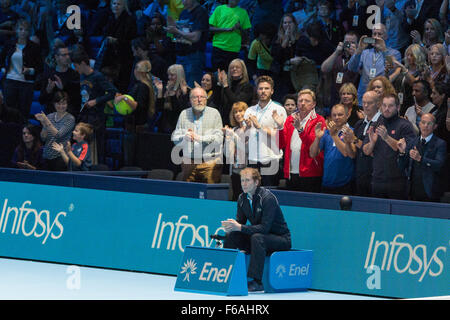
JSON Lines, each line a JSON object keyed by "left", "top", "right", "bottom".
{"left": 279, "top": 112, "right": 326, "bottom": 179}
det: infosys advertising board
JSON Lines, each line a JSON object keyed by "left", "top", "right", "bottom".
{"left": 0, "top": 181, "right": 448, "bottom": 298}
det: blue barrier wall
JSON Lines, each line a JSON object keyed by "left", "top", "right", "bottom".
{"left": 1, "top": 168, "right": 448, "bottom": 219}
{"left": 0, "top": 180, "right": 448, "bottom": 298}
{"left": 0, "top": 168, "right": 229, "bottom": 201}
{"left": 270, "top": 188, "right": 450, "bottom": 219}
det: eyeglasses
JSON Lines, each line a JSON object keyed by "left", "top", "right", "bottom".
{"left": 191, "top": 96, "right": 207, "bottom": 100}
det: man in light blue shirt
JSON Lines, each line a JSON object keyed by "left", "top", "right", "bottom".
{"left": 347, "top": 23, "right": 401, "bottom": 102}
{"left": 382, "top": 0, "right": 410, "bottom": 53}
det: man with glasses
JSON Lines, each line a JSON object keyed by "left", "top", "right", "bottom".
{"left": 398, "top": 113, "right": 447, "bottom": 202}
{"left": 39, "top": 43, "right": 81, "bottom": 117}
{"left": 171, "top": 87, "right": 224, "bottom": 183}
{"left": 347, "top": 23, "right": 401, "bottom": 102}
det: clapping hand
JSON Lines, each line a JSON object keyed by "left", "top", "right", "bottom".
{"left": 272, "top": 110, "right": 284, "bottom": 128}
{"left": 217, "top": 69, "right": 228, "bottom": 87}
{"left": 375, "top": 125, "right": 389, "bottom": 141}
{"left": 327, "top": 120, "right": 339, "bottom": 136}
{"left": 397, "top": 138, "right": 406, "bottom": 154}
{"left": 409, "top": 146, "right": 422, "bottom": 162}
{"left": 185, "top": 129, "right": 200, "bottom": 142}
{"left": 52, "top": 142, "right": 65, "bottom": 154}
{"left": 367, "top": 126, "right": 378, "bottom": 143}
{"left": 222, "top": 125, "right": 234, "bottom": 139}
{"left": 248, "top": 115, "right": 261, "bottom": 129}
{"left": 342, "top": 126, "right": 355, "bottom": 143}
{"left": 314, "top": 122, "right": 325, "bottom": 139}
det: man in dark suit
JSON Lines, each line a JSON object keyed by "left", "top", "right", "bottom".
{"left": 398, "top": 113, "right": 447, "bottom": 202}
{"left": 222, "top": 167, "right": 291, "bottom": 292}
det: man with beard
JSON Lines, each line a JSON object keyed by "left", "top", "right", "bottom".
{"left": 244, "top": 75, "right": 287, "bottom": 186}
{"left": 171, "top": 87, "right": 223, "bottom": 183}
{"left": 362, "top": 93, "right": 416, "bottom": 199}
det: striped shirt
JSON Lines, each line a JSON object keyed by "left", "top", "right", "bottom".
{"left": 42, "top": 112, "right": 75, "bottom": 160}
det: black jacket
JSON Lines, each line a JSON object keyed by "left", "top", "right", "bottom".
{"left": 398, "top": 135, "right": 447, "bottom": 200}
{"left": 1, "top": 38, "right": 42, "bottom": 82}
{"left": 236, "top": 186, "right": 291, "bottom": 237}
{"left": 364, "top": 114, "right": 417, "bottom": 183}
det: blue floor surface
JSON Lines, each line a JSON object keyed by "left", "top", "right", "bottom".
{"left": 0, "top": 258, "right": 386, "bottom": 300}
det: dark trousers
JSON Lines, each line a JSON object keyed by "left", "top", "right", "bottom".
{"left": 3, "top": 79, "right": 34, "bottom": 121}
{"left": 321, "top": 181, "right": 353, "bottom": 196}
{"left": 231, "top": 172, "right": 243, "bottom": 201}
{"left": 248, "top": 161, "right": 280, "bottom": 187}
{"left": 43, "top": 156, "right": 67, "bottom": 171}
{"left": 372, "top": 178, "right": 407, "bottom": 200}
{"left": 287, "top": 174, "right": 322, "bottom": 193}
{"left": 354, "top": 174, "right": 372, "bottom": 197}
{"left": 211, "top": 46, "right": 239, "bottom": 71}
{"left": 224, "top": 231, "right": 291, "bottom": 281}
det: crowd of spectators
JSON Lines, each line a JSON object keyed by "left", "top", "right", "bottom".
{"left": 0, "top": 0, "right": 449, "bottom": 203}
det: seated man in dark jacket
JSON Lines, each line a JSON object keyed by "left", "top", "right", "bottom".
{"left": 222, "top": 167, "right": 291, "bottom": 292}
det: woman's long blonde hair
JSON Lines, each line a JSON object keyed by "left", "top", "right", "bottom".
{"left": 167, "top": 64, "right": 186, "bottom": 92}
{"left": 404, "top": 44, "right": 427, "bottom": 74}
{"left": 135, "top": 60, "right": 156, "bottom": 117}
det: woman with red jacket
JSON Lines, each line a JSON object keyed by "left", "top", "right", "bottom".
{"left": 279, "top": 89, "right": 326, "bottom": 193}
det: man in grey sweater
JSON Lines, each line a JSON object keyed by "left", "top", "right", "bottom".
{"left": 171, "top": 87, "right": 223, "bottom": 183}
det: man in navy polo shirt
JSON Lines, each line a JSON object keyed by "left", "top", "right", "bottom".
{"left": 309, "top": 103, "right": 356, "bottom": 195}
{"left": 362, "top": 93, "right": 416, "bottom": 200}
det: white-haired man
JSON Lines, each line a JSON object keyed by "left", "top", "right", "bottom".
{"left": 171, "top": 87, "right": 223, "bottom": 183}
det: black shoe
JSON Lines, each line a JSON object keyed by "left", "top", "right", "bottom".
{"left": 247, "top": 280, "right": 264, "bottom": 292}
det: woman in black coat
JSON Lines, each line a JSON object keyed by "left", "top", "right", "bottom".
{"left": 1, "top": 19, "right": 42, "bottom": 122}
{"left": 97, "top": 0, "right": 137, "bottom": 92}
{"left": 217, "top": 58, "right": 255, "bottom": 126}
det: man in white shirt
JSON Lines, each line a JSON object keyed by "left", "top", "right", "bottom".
{"left": 244, "top": 75, "right": 286, "bottom": 186}
{"left": 404, "top": 80, "right": 436, "bottom": 134}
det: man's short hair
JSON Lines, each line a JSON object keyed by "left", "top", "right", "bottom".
{"left": 413, "top": 79, "right": 431, "bottom": 97}
{"left": 331, "top": 103, "right": 348, "bottom": 114}
{"left": 298, "top": 89, "right": 316, "bottom": 102}
{"left": 421, "top": 113, "right": 436, "bottom": 124}
{"left": 345, "top": 30, "right": 359, "bottom": 41}
{"left": 256, "top": 75, "right": 274, "bottom": 89}
{"left": 70, "top": 45, "right": 90, "bottom": 65}
{"left": 240, "top": 167, "right": 261, "bottom": 185}
{"left": 383, "top": 93, "right": 400, "bottom": 106}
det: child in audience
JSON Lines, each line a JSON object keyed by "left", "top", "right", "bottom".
{"left": 52, "top": 122, "right": 93, "bottom": 171}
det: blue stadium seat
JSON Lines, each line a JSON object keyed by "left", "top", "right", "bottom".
{"left": 30, "top": 101, "right": 44, "bottom": 116}
{"left": 33, "top": 90, "right": 40, "bottom": 102}
{"left": 205, "top": 41, "right": 213, "bottom": 70}
{"left": 88, "top": 36, "right": 103, "bottom": 58}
